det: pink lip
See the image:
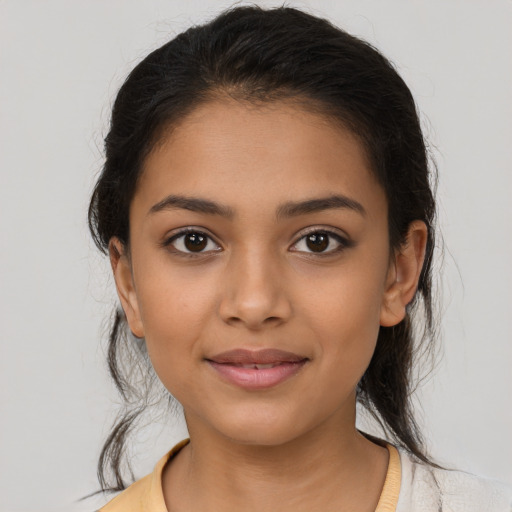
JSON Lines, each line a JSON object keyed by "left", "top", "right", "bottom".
{"left": 206, "top": 349, "right": 308, "bottom": 390}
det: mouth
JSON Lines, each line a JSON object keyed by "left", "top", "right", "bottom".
{"left": 205, "top": 349, "right": 309, "bottom": 390}
{"left": 224, "top": 362, "right": 289, "bottom": 369}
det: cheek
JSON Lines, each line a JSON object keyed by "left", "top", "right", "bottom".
{"left": 133, "top": 264, "right": 219, "bottom": 387}
{"left": 298, "top": 259, "right": 387, "bottom": 381}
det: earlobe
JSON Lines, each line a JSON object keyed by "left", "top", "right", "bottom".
{"left": 380, "top": 221, "right": 428, "bottom": 327}
{"left": 109, "top": 238, "right": 145, "bottom": 338}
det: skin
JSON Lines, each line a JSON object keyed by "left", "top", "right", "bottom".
{"left": 111, "top": 98, "right": 427, "bottom": 512}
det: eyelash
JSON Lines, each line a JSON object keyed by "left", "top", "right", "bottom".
{"left": 162, "top": 227, "right": 353, "bottom": 258}
{"left": 161, "top": 228, "right": 221, "bottom": 259}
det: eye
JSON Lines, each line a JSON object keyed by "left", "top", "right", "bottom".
{"left": 164, "top": 229, "right": 221, "bottom": 255}
{"left": 291, "top": 229, "right": 351, "bottom": 255}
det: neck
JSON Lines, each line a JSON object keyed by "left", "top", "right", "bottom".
{"left": 162, "top": 408, "right": 389, "bottom": 512}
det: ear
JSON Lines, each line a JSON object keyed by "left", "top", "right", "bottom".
{"left": 380, "top": 221, "right": 428, "bottom": 327}
{"left": 109, "top": 238, "right": 145, "bottom": 338}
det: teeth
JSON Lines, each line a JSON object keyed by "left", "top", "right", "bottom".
{"left": 238, "top": 363, "right": 280, "bottom": 369}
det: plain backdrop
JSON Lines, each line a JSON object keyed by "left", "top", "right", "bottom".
{"left": 1, "top": 1, "right": 511, "bottom": 510}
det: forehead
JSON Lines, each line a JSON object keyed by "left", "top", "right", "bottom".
{"left": 133, "top": 99, "right": 386, "bottom": 221}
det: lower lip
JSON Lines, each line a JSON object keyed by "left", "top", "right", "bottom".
{"left": 207, "top": 360, "right": 307, "bottom": 390}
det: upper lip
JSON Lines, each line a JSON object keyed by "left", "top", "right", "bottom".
{"left": 206, "top": 349, "right": 307, "bottom": 365}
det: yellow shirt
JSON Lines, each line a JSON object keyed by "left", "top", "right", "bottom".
{"left": 99, "top": 439, "right": 401, "bottom": 512}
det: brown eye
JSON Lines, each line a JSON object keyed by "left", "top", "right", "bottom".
{"left": 165, "top": 229, "right": 220, "bottom": 255}
{"left": 305, "top": 232, "right": 329, "bottom": 252}
{"left": 291, "top": 229, "right": 351, "bottom": 255}
{"left": 184, "top": 232, "right": 207, "bottom": 252}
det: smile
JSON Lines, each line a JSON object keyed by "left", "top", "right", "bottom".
{"left": 206, "top": 349, "right": 309, "bottom": 390}
{"left": 233, "top": 363, "right": 282, "bottom": 369}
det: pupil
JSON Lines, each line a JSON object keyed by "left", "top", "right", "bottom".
{"left": 306, "top": 233, "right": 329, "bottom": 252}
{"left": 184, "top": 233, "right": 207, "bottom": 252}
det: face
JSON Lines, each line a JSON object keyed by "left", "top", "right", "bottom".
{"left": 112, "top": 99, "right": 424, "bottom": 446}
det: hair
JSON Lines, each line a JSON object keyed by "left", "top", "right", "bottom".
{"left": 88, "top": 4, "right": 439, "bottom": 493}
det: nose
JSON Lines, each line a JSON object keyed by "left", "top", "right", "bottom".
{"left": 218, "top": 247, "right": 292, "bottom": 330}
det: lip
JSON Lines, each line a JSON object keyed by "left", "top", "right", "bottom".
{"left": 206, "top": 349, "right": 309, "bottom": 390}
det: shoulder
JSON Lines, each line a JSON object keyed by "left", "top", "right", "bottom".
{"left": 98, "top": 439, "right": 189, "bottom": 512}
{"left": 98, "top": 473, "right": 155, "bottom": 512}
{"left": 396, "top": 447, "right": 512, "bottom": 512}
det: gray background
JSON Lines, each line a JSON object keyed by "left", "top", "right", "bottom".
{"left": 1, "top": 0, "right": 511, "bottom": 510}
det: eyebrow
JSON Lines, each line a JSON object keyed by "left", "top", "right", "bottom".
{"left": 148, "top": 194, "right": 366, "bottom": 219}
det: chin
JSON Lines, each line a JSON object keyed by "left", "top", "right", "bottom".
{"left": 210, "top": 405, "right": 311, "bottom": 447}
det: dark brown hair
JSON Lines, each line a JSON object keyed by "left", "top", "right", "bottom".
{"left": 89, "top": 5, "right": 438, "bottom": 493}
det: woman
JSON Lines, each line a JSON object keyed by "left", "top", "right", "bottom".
{"left": 88, "top": 5, "right": 512, "bottom": 511}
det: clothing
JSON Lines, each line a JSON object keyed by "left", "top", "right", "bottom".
{"left": 99, "top": 439, "right": 512, "bottom": 511}
{"left": 396, "top": 450, "right": 512, "bottom": 512}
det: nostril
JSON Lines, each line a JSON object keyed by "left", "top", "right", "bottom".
{"left": 264, "top": 316, "right": 282, "bottom": 324}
